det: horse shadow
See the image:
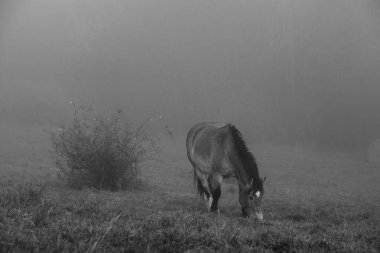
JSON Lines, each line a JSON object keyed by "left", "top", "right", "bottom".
{"left": 160, "top": 192, "right": 243, "bottom": 218}
{"left": 161, "top": 194, "right": 207, "bottom": 212}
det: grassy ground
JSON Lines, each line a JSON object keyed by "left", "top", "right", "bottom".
{"left": 1, "top": 125, "right": 379, "bottom": 252}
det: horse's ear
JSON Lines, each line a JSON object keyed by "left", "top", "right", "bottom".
{"left": 262, "top": 176, "right": 267, "bottom": 183}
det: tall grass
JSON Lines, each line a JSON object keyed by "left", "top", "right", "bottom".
{"left": 0, "top": 185, "right": 379, "bottom": 252}
{"left": 0, "top": 184, "right": 44, "bottom": 207}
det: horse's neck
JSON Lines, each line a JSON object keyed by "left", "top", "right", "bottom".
{"left": 230, "top": 155, "right": 252, "bottom": 185}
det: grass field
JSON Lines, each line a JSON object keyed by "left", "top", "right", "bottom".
{"left": 1, "top": 125, "right": 379, "bottom": 252}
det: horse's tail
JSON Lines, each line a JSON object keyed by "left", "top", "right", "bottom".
{"left": 193, "top": 169, "right": 206, "bottom": 199}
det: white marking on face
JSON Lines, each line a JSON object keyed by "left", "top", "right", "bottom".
{"left": 255, "top": 191, "right": 261, "bottom": 198}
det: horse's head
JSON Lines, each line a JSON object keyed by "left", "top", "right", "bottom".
{"left": 242, "top": 176, "right": 266, "bottom": 221}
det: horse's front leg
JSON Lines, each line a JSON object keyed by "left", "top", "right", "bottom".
{"left": 238, "top": 186, "right": 250, "bottom": 218}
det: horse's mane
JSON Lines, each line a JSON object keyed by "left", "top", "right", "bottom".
{"left": 228, "top": 124, "right": 262, "bottom": 190}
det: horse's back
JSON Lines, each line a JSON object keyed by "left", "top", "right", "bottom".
{"left": 186, "top": 122, "right": 227, "bottom": 150}
{"left": 186, "top": 122, "right": 229, "bottom": 169}
{"left": 187, "top": 122, "right": 226, "bottom": 138}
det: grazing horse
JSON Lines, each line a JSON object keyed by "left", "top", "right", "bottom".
{"left": 186, "top": 122, "right": 266, "bottom": 220}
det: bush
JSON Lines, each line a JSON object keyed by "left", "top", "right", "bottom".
{"left": 50, "top": 105, "right": 156, "bottom": 191}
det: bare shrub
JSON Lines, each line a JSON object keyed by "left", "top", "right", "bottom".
{"left": 50, "top": 105, "right": 157, "bottom": 191}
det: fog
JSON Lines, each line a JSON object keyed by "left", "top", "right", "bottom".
{"left": 1, "top": 0, "right": 380, "bottom": 151}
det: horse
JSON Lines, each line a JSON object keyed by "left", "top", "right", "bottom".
{"left": 186, "top": 122, "right": 266, "bottom": 220}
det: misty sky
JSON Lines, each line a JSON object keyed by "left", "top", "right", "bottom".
{"left": 0, "top": 0, "right": 380, "bottom": 150}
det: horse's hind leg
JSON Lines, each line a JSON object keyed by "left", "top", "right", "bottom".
{"left": 210, "top": 187, "right": 221, "bottom": 213}
{"left": 196, "top": 172, "right": 212, "bottom": 208}
{"left": 208, "top": 174, "right": 222, "bottom": 213}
